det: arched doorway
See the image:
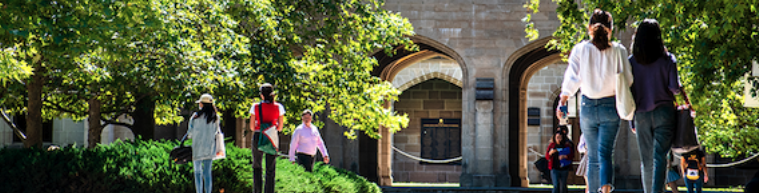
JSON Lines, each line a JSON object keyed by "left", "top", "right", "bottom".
{"left": 367, "top": 35, "right": 469, "bottom": 186}
{"left": 503, "top": 36, "right": 562, "bottom": 187}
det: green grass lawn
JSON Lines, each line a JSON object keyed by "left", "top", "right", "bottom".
{"left": 392, "top": 183, "right": 745, "bottom": 192}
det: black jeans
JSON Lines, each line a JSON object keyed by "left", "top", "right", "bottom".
{"left": 252, "top": 132, "right": 276, "bottom": 193}
{"left": 296, "top": 153, "right": 315, "bottom": 172}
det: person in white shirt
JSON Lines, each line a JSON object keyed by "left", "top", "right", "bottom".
{"left": 556, "top": 8, "right": 633, "bottom": 193}
{"left": 288, "top": 109, "right": 330, "bottom": 172}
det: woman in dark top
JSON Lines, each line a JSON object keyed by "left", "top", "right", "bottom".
{"left": 546, "top": 131, "right": 574, "bottom": 193}
{"left": 680, "top": 149, "right": 707, "bottom": 193}
{"left": 629, "top": 19, "right": 682, "bottom": 193}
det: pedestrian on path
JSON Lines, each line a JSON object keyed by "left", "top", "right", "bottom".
{"left": 288, "top": 109, "right": 330, "bottom": 172}
{"left": 547, "top": 130, "right": 575, "bottom": 193}
{"left": 249, "top": 83, "right": 286, "bottom": 193}
{"left": 680, "top": 148, "right": 707, "bottom": 193}
{"left": 188, "top": 94, "right": 220, "bottom": 193}
{"left": 576, "top": 134, "right": 589, "bottom": 193}
{"left": 557, "top": 8, "right": 631, "bottom": 193}
{"left": 628, "top": 18, "right": 682, "bottom": 193}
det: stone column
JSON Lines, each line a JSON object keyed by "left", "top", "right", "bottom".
{"left": 378, "top": 101, "right": 394, "bottom": 186}
{"left": 475, "top": 100, "right": 495, "bottom": 186}
{"left": 462, "top": 78, "right": 497, "bottom": 187}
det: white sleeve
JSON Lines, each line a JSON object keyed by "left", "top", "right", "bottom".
{"left": 277, "top": 103, "right": 286, "bottom": 115}
{"left": 561, "top": 44, "right": 583, "bottom": 97}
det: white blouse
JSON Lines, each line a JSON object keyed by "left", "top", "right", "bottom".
{"left": 561, "top": 41, "right": 634, "bottom": 99}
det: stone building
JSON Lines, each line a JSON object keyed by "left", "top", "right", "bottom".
{"left": 2, "top": 0, "right": 758, "bottom": 189}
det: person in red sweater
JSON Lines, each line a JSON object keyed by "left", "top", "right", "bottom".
{"left": 547, "top": 130, "right": 575, "bottom": 193}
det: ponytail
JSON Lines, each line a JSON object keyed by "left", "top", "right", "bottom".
{"left": 259, "top": 83, "right": 275, "bottom": 103}
{"left": 589, "top": 9, "right": 613, "bottom": 51}
{"left": 592, "top": 23, "right": 611, "bottom": 50}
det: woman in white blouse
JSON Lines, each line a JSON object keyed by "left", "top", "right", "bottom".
{"left": 556, "top": 9, "right": 633, "bottom": 193}
{"left": 288, "top": 109, "right": 330, "bottom": 172}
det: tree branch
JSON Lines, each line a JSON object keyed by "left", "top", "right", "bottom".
{"left": 100, "top": 117, "right": 133, "bottom": 129}
{"left": 0, "top": 108, "right": 26, "bottom": 141}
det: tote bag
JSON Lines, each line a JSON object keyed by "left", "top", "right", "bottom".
{"left": 672, "top": 98, "right": 700, "bottom": 154}
{"left": 170, "top": 133, "right": 193, "bottom": 164}
{"left": 615, "top": 46, "right": 636, "bottom": 120}
{"left": 213, "top": 130, "right": 226, "bottom": 160}
{"left": 256, "top": 103, "right": 279, "bottom": 155}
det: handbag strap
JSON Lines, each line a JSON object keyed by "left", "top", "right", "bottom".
{"left": 179, "top": 133, "right": 188, "bottom": 147}
{"left": 258, "top": 102, "right": 263, "bottom": 131}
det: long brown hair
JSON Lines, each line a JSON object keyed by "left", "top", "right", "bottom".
{"left": 589, "top": 9, "right": 613, "bottom": 51}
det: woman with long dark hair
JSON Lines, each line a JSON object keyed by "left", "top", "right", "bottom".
{"left": 546, "top": 130, "right": 575, "bottom": 193}
{"left": 629, "top": 19, "right": 682, "bottom": 193}
{"left": 249, "top": 83, "right": 285, "bottom": 193}
{"left": 188, "top": 93, "right": 220, "bottom": 193}
{"left": 557, "top": 9, "right": 632, "bottom": 193}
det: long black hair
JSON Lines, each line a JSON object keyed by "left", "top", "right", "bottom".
{"left": 632, "top": 19, "right": 666, "bottom": 65}
{"left": 196, "top": 103, "right": 218, "bottom": 124}
{"left": 589, "top": 9, "right": 613, "bottom": 51}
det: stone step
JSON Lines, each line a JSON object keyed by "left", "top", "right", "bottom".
{"left": 381, "top": 187, "right": 739, "bottom": 193}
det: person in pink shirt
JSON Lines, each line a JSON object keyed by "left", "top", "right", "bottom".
{"left": 288, "top": 109, "right": 330, "bottom": 172}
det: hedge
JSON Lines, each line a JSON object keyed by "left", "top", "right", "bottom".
{"left": 0, "top": 138, "right": 380, "bottom": 193}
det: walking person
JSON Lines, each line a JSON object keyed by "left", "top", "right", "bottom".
{"left": 188, "top": 94, "right": 220, "bottom": 193}
{"left": 547, "top": 131, "right": 575, "bottom": 193}
{"left": 249, "top": 83, "right": 286, "bottom": 193}
{"left": 288, "top": 109, "right": 330, "bottom": 172}
{"left": 557, "top": 8, "right": 632, "bottom": 193}
{"left": 628, "top": 19, "right": 682, "bottom": 193}
{"left": 666, "top": 152, "right": 682, "bottom": 193}
{"left": 576, "top": 134, "right": 590, "bottom": 193}
{"left": 680, "top": 148, "right": 708, "bottom": 193}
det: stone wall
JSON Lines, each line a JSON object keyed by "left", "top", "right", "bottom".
{"left": 393, "top": 79, "right": 463, "bottom": 183}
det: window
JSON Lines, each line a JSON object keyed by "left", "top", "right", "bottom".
{"left": 420, "top": 118, "right": 461, "bottom": 164}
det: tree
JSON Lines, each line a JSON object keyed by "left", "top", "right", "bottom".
{"left": 0, "top": 0, "right": 162, "bottom": 148}
{"left": 221, "top": 0, "right": 415, "bottom": 139}
{"left": 524, "top": 0, "right": 759, "bottom": 157}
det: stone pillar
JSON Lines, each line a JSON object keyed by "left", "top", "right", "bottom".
{"left": 461, "top": 78, "right": 497, "bottom": 187}
{"left": 475, "top": 100, "right": 495, "bottom": 186}
{"left": 378, "top": 101, "right": 394, "bottom": 186}
{"left": 378, "top": 125, "right": 393, "bottom": 186}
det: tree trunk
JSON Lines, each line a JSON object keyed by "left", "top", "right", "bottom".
{"left": 131, "top": 96, "right": 155, "bottom": 140}
{"left": 223, "top": 109, "right": 237, "bottom": 143}
{"left": 24, "top": 64, "right": 44, "bottom": 148}
{"left": 87, "top": 97, "right": 103, "bottom": 148}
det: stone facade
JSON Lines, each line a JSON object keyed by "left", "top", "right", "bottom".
{"left": 393, "top": 78, "right": 463, "bottom": 183}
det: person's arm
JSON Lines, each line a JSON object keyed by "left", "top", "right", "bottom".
{"left": 546, "top": 143, "right": 556, "bottom": 158}
{"left": 288, "top": 128, "right": 300, "bottom": 162}
{"left": 681, "top": 157, "right": 687, "bottom": 176}
{"left": 620, "top": 46, "right": 634, "bottom": 87}
{"left": 276, "top": 103, "right": 285, "bottom": 131}
{"left": 277, "top": 115, "right": 284, "bottom": 131}
{"left": 557, "top": 45, "right": 582, "bottom": 117}
{"left": 249, "top": 104, "right": 257, "bottom": 131}
{"left": 702, "top": 157, "right": 709, "bottom": 183}
{"left": 316, "top": 131, "right": 329, "bottom": 164}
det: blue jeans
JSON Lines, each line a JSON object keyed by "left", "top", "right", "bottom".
{"left": 551, "top": 169, "right": 569, "bottom": 193}
{"left": 193, "top": 159, "right": 213, "bottom": 193}
{"left": 580, "top": 96, "right": 620, "bottom": 192}
{"left": 635, "top": 104, "right": 676, "bottom": 193}
{"left": 685, "top": 177, "right": 703, "bottom": 193}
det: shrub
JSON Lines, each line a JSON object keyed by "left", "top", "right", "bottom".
{"left": 0, "top": 138, "right": 379, "bottom": 193}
